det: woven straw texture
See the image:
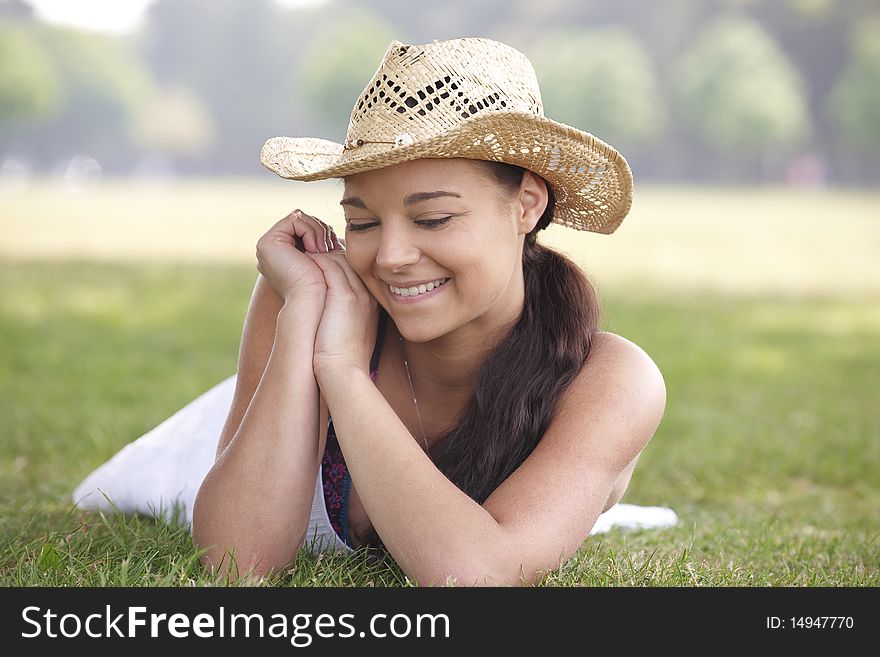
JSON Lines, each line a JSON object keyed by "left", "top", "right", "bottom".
{"left": 260, "top": 38, "right": 633, "bottom": 233}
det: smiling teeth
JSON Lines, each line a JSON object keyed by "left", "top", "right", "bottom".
{"left": 389, "top": 278, "right": 449, "bottom": 297}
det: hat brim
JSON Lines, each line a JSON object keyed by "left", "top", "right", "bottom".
{"left": 260, "top": 111, "right": 632, "bottom": 234}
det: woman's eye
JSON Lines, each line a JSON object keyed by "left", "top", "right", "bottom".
{"left": 346, "top": 222, "right": 378, "bottom": 232}
{"left": 346, "top": 216, "right": 453, "bottom": 232}
{"left": 418, "top": 216, "right": 452, "bottom": 228}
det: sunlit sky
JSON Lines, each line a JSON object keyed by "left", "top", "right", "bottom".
{"left": 26, "top": 0, "right": 329, "bottom": 33}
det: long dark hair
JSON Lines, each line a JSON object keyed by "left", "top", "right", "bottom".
{"left": 431, "top": 162, "right": 599, "bottom": 504}
{"left": 363, "top": 161, "right": 601, "bottom": 552}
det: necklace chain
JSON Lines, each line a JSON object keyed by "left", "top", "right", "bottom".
{"left": 399, "top": 335, "right": 430, "bottom": 452}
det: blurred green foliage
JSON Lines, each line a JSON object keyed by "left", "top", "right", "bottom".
{"left": 299, "top": 8, "right": 398, "bottom": 140}
{"left": 139, "top": 0, "right": 301, "bottom": 172}
{"left": 38, "top": 26, "right": 154, "bottom": 149}
{"left": 675, "top": 13, "right": 810, "bottom": 152}
{"left": 2, "top": 22, "right": 155, "bottom": 167}
{"left": 1, "top": 0, "right": 879, "bottom": 182}
{"left": 0, "top": 22, "right": 60, "bottom": 122}
{"left": 131, "top": 84, "right": 215, "bottom": 157}
{"left": 828, "top": 17, "right": 880, "bottom": 148}
{"left": 528, "top": 27, "right": 666, "bottom": 150}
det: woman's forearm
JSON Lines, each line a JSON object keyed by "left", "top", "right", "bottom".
{"left": 192, "top": 304, "right": 323, "bottom": 577}
{"left": 319, "top": 368, "right": 511, "bottom": 586}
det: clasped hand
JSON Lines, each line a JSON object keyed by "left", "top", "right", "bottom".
{"left": 255, "top": 209, "right": 378, "bottom": 381}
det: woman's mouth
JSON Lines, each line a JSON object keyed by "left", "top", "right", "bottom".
{"left": 388, "top": 278, "right": 450, "bottom": 297}
{"left": 386, "top": 277, "right": 451, "bottom": 303}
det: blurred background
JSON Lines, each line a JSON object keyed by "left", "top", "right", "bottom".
{"left": 2, "top": 0, "right": 879, "bottom": 184}
{"left": 0, "top": 0, "right": 878, "bottom": 586}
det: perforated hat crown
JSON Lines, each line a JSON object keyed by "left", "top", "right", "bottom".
{"left": 260, "top": 37, "right": 633, "bottom": 233}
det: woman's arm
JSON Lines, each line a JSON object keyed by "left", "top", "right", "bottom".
{"left": 214, "top": 274, "right": 285, "bottom": 457}
{"left": 191, "top": 275, "right": 327, "bottom": 579}
{"left": 318, "top": 332, "right": 666, "bottom": 586}
{"left": 193, "top": 210, "right": 339, "bottom": 579}
{"left": 319, "top": 372, "right": 505, "bottom": 585}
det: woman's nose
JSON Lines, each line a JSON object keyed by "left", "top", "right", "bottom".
{"left": 375, "top": 227, "right": 420, "bottom": 272}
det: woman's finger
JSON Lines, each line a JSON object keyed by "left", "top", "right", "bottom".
{"left": 275, "top": 209, "right": 341, "bottom": 253}
{"left": 295, "top": 211, "right": 324, "bottom": 253}
{"left": 260, "top": 211, "right": 305, "bottom": 252}
{"left": 327, "top": 252, "right": 368, "bottom": 296}
{"left": 298, "top": 210, "right": 331, "bottom": 253}
{"left": 309, "top": 253, "right": 355, "bottom": 295}
{"left": 328, "top": 228, "right": 343, "bottom": 252}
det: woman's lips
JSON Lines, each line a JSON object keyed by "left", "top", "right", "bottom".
{"left": 386, "top": 277, "right": 451, "bottom": 304}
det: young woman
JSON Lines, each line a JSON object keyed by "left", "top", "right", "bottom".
{"left": 191, "top": 37, "right": 666, "bottom": 586}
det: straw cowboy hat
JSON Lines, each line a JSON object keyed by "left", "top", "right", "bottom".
{"left": 260, "top": 37, "right": 633, "bottom": 234}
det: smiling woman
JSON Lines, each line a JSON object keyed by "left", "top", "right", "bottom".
{"left": 340, "top": 159, "right": 539, "bottom": 346}
{"left": 186, "top": 37, "right": 670, "bottom": 586}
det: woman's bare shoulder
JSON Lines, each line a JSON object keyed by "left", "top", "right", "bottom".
{"left": 590, "top": 329, "right": 664, "bottom": 389}
{"left": 589, "top": 330, "right": 663, "bottom": 373}
{"left": 561, "top": 330, "right": 666, "bottom": 449}
{"left": 480, "top": 330, "right": 666, "bottom": 580}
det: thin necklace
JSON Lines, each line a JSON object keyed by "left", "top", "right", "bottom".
{"left": 399, "top": 335, "right": 430, "bottom": 452}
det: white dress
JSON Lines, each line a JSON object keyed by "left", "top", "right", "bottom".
{"left": 72, "top": 374, "right": 679, "bottom": 557}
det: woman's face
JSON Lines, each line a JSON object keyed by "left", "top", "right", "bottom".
{"left": 342, "top": 158, "right": 542, "bottom": 343}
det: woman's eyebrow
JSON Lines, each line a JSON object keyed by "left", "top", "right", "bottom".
{"left": 340, "top": 196, "right": 367, "bottom": 208}
{"left": 403, "top": 190, "right": 461, "bottom": 205}
{"left": 339, "top": 190, "right": 461, "bottom": 208}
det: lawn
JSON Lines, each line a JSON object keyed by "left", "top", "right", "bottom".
{"left": 1, "top": 180, "right": 878, "bottom": 586}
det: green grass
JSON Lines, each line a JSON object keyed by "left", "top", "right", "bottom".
{"left": 1, "top": 181, "right": 878, "bottom": 586}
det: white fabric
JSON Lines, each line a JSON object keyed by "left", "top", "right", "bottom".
{"left": 71, "top": 374, "right": 346, "bottom": 557}
{"left": 72, "top": 374, "right": 679, "bottom": 555}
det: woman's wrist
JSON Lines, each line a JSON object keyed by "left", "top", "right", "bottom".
{"left": 281, "top": 281, "right": 326, "bottom": 307}
{"left": 274, "top": 302, "right": 321, "bottom": 346}
{"left": 314, "top": 360, "right": 371, "bottom": 387}
{"left": 279, "top": 291, "right": 323, "bottom": 320}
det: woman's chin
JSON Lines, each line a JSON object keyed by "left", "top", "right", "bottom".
{"left": 391, "top": 318, "right": 446, "bottom": 344}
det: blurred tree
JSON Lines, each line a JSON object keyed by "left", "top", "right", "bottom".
{"left": 674, "top": 13, "right": 810, "bottom": 156}
{"left": 827, "top": 18, "right": 880, "bottom": 148}
{"left": 527, "top": 27, "right": 666, "bottom": 152}
{"left": 339, "top": 0, "right": 510, "bottom": 43}
{"left": 0, "top": 0, "right": 33, "bottom": 20}
{"left": 1, "top": 23, "right": 156, "bottom": 169}
{"left": 298, "top": 8, "right": 398, "bottom": 140}
{"left": 3, "top": 0, "right": 877, "bottom": 182}
{"left": 0, "top": 22, "right": 61, "bottom": 124}
{"left": 140, "top": 0, "right": 309, "bottom": 173}
{"left": 132, "top": 84, "right": 215, "bottom": 157}
{"left": 785, "top": 0, "right": 833, "bottom": 17}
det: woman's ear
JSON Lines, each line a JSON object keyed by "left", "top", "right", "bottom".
{"left": 517, "top": 171, "right": 549, "bottom": 235}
